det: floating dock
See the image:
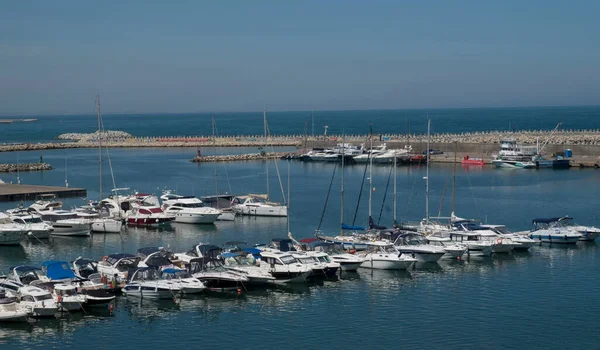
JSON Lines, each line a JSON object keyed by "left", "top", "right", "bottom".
{"left": 0, "top": 184, "right": 86, "bottom": 202}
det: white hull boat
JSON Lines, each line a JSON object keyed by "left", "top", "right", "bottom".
{"left": 360, "top": 255, "right": 416, "bottom": 270}
{"left": 232, "top": 194, "right": 288, "bottom": 217}
{"left": 0, "top": 226, "right": 23, "bottom": 245}
{"left": 217, "top": 211, "right": 236, "bottom": 221}
{"left": 91, "top": 218, "right": 123, "bottom": 233}
{"left": 51, "top": 220, "right": 91, "bottom": 236}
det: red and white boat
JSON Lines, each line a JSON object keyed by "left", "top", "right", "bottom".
{"left": 461, "top": 155, "right": 485, "bottom": 166}
{"left": 127, "top": 194, "right": 172, "bottom": 227}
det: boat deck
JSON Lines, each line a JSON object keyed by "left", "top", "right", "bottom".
{"left": 0, "top": 183, "right": 87, "bottom": 202}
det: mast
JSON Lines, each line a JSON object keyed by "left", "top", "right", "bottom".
{"left": 264, "top": 110, "right": 269, "bottom": 199}
{"left": 97, "top": 95, "right": 102, "bottom": 201}
{"left": 65, "top": 154, "right": 68, "bottom": 188}
{"left": 451, "top": 141, "right": 457, "bottom": 214}
{"left": 16, "top": 152, "right": 20, "bottom": 185}
{"left": 393, "top": 149, "right": 397, "bottom": 225}
{"left": 311, "top": 109, "right": 315, "bottom": 138}
{"left": 425, "top": 118, "right": 430, "bottom": 223}
{"left": 368, "top": 123, "right": 373, "bottom": 220}
{"left": 340, "top": 132, "right": 345, "bottom": 235}
{"left": 212, "top": 116, "right": 219, "bottom": 206}
{"left": 287, "top": 159, "right": 291, "bottom": 235}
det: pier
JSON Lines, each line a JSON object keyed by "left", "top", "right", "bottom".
{"left": 0, "top": 183, "right": 87, "bottom": 202}
{"left": 0, "top": 162, "right": 52, "bottom": 172}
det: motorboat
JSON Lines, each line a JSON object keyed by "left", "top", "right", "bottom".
{"left": 200, "top": 195, "right": 237, "bottom": 221}
{"left": 222, "top": 249, "right": 309, "bottom": 285}
{"left": 292, "top": 252, "right": 339, "bottom": 278}
{"left": 17, "top": 285, "right": 58, "bottom": 317}
{"left": 358, "top": 243, "right": 418, "bottom": 270}
{"left": 28, "top": 209, "right": 91, "bottom": 237}
{"left": 353, "top": 144, "right": 387, "bottom": 163}
{"left": 0, "top": 288, "right": 29, "bottom": 322}
{"left": 173, "top": 243, "right": 221, "bottom": 264}
{"left": 28, "top": 194, "right": 63, "bottom": 212}
{"left": 51, "top": 284, "right": 86, "bottom": 312}
{"left": 447, "top": 231, "right": 495, "bottom": 256}
{"left": 315, "top": 231, "right": 370, "bottom": 251}
{"left": 91, "top": 218, "right": 123, "bottom": 233}
{"left": 160, "top": 192, "right": 221, "bottom": 224}
{"left": 122, "top": 268, "right": 182, "bottom": 299}
{"left": 9, "top": 211, "right": 53, "bottom": 239}
{"left": 393, "top": 233, "right": 446, "bottom": 263}
{"left": 481, "top": 225, "right": 536, "bottom": 251}
{"left": 0, "top": 214, "right": 25, "bottom": 245}
{"left": 424, "top": 235, "right": 467, "bottom": 258}
{"left": 231, "top": 194, "right": 287, "bottom": 217}
{"left": 97, "top": 253, "right": 141, "bottom": 282}
{"left": 9, "top": 265, "right": 48, "bottom": 286}
{"left": 136, "top": 247, "right": 179, "bottom": 270}
{"left": 127, "top": 205, "right": 172, "bottom": 227}
{"left": 160, "top": 268, "right": 206, "bottom": 294}
{"left": 187, "top": 257, "right": 249, "bottom": 292}
{"left": 312, "top": 242, "right": 364, "bottom": 272}
{"left": 556, "top": 216, "right": 600, "bottom": 241}
{"left": 491, "top": 139, "right": 537, "bottom": 169}
{"left": 451, "top": 216, "right": 517, "bottom": 253}
{"left": 461, "top": 155, "right": 486, "bottom": 166}
{"left": 527, "top": 218, "right": 582, "bottom": 244}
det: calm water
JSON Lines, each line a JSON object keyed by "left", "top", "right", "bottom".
{"left": 2, "top": 106, "right": 600, "bottom": 143}
{"left": 1, "top": 147, "right": 600, "bottom": 348}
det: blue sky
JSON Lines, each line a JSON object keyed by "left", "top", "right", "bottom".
{"left": 1, "top": 0, "right": 599, "bottom": 115}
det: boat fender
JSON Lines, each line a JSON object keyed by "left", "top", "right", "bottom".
{"left": 57, "top": 294, "right": 62, "bottom": 303}
{"left": 349, "top": 249, "right": 356, "bottom": 254}
{"left": 102, "top": 256, "right": 108, "bottom": 262}
{"left": 496, "top": 238, "right": 503, "bottom": 245}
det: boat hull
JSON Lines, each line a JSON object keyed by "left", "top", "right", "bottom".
{"left": 173, "top": 213, "right": 220, "bottom": 224}
{"left": 0, "top": 231, "right": 23, "bottom": 245}
{"left": 360, "top": 257, "right": 415, "bottom": 270}
{"left": 217, "top": 211, "right": 236, "bottom": 221}
{"left": 127, "top": 217, "right": 172, "bottom": 227}
{"left": 51, "top": 222, "right": 91, "bottom": 236}
{"left": 91, "top": 220, "right": 123, "bottom": 233}
{"left": 234, "top": 206, "right": 287, "bottom": 217}
{"left": 0, "top": 311, "right": 29, "bottom": 322}
{"left": 529, "top": 234, "right": 580, "bottom": 244}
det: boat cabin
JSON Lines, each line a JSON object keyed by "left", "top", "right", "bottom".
{"left": 11, "top": 266, "right": 44, "bottom": 285}
{"left": 259, "top": 251, "right": 297, "bottom": 267}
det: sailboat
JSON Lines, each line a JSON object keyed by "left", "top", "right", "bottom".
{"left": 231, "top": 111, "right": 288, "bottom": 217}
{"left": 200, "top": 117, "right": 236, "bottom": 221}
{"left": 89, "top": 96, "right": 123, "bottom": 233}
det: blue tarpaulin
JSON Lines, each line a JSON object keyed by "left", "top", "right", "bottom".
{"left": 43, "top": 261, "right": 76, "bottom": 280}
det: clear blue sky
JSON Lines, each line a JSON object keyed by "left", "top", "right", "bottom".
{"left": 1, "top": 0, "right": 599, "bottom": 115}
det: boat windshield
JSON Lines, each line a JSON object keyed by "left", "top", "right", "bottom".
{"left": 34, "top": 294, "right": 53, "bottom": 301}
{"left": 175, "top": 203, "right": 205, "bottom": 208}
{"left": 280, "top": 255, "right": 296, "bottom": 265}
{"left": 163, "top": 270, "right": 191, "bottom": 279}
{"left": 491, "top": 227, "right": 511, "bottom": 235}
{"left": 24, "top": 217, "right": 44, "bottom": 223}
{"left": 297, "top": 257, "right": 315, "bottom": 264}
{"left": 57, "top": 288, "right": 77, "bottom": 296}
{"left": 316, "top": 256, "right": 330, "bottom": 263}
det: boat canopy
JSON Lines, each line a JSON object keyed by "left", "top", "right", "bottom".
{"left": 532, "top": 218, "right": 561, "bottom": 223}
{"left": 42, "top": 261, "right": 76, "bottom": 280}
{"left": 136, "top": 247, "right": 162, "bottom": 258}
{"left": 341, "top": 223, "right": 365, "bottom": 231}
{"left": 161, "top": 268, "right": 185, "bottom": 274}
{"left": 74, "top": 258, "right": 96, "bottom": 266}
{"left": 220, "top": 252, "right": 238, "bottom": 259}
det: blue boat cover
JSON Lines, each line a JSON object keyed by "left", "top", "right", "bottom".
{"left": 43, "top": 261, "right": 76, "bottom": 280}
{"left": 161, "top": 268, "right": 184, "bottom": 274}
{"left": 243, "top": 248, "right": 262, "bottom": 255}
{"left": 220, "top": 252, "right": 238, "bottom": 258}
{"left": 341, "top": 223, "right": 365, "bottom": 230}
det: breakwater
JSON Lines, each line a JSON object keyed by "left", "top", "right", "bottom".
{"left": 191, "top": 152, "right": 291, "bottom": 163}
{"left": 0, "top": 162, "right": 52, "bottom": 172}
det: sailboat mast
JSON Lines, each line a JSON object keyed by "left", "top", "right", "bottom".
{"left": 393, "top": 150, "right": 397, "bottom": 224}
{"left": 340, "top": 133, "right": 345, "bottom": 235}
{"left": 451, "top": 141, "right": 457, "bottom": 213}
{"left": 263, "top": 110, "right": 269, "bottom": 199}
{"left": 212, "top": 116, "right": 219, "bottom": 204}
{"left": 368, "top": 124, "right": 373, "bottom": 219}
{"left": 425, "top": 118, "right": 430, "bottom": 223}
{"left": 97, "top": 95, "right": 102, "bottom": 201}
{"left": 287, "top": 159, "right": 291, "bottom": 234}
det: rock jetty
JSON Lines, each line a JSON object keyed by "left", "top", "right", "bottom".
{"left": 57, "top": 130, "right": 133, "bottom": 141}
{"left": 191, "top": 152, "right": 291, "bottom": 163}
{"left": 0, "top": 163, "right": 52, "bottom": 172}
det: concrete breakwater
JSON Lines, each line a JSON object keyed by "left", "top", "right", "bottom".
{"left": 191, "top": 152, "right": 291, "bottom": 163}
{"left": 0, "top": 162, "right": 52, "bottom": 172}
{"left": 57, "top": 130, "right": 133, "bottom": 141}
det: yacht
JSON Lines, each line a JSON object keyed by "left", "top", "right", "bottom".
{"left": 451, "top": 217, "right": 518, "bottom": 253}
{"left": 312, "top": 243, "right": 364, "bottom": 271}
{"left": 481, "top": 225, "right": 536, "bottom": 251}
{"left": 0, "top": 213, "right": 25, "bottom": 245}
{"left": 353, "top": 144, "right": 387, "bottom": 163}
{"left": 52, "top": 284, "right": 86, "bottom": 312}
{"left": 447, "top": 231, "right": 495, "bottom": 256}
{"left": 359, "top": 242, "right": 418, "bottom": 270}
{"left": 9, "top": 211, "right": 53, "bottom": 239}
{"left": 91, "top": 218, "right": 123, "bottom": 233}
{"left": 491, "top": 139, "right": 537, "bottom": 169}
{"left": 187, "top": 257, "right": 249, "bottom": 292}
{"left": 160, "top": 192, "right": 221, "bottom": 224}
{"left": 223, "top": 250, "right": 311, "bottom": 285}
{"left": 28, "top": 194, "right": 63, "bottom": 212}
{"left": 527, "top": 218, "right": 582, "bottom": 244}
{"left": 200, "top": 195, "right": 237, "bottom": 221}
{"left": 393, "top": 233, "right": 446, "bottom": 263}
{"left": 28, "top": 208, "right": 91, "bottom": 237}
{"left": 173, "top": 243, "right": 220, "bottom": 264}
{"left": 136, "top": 247, "right": 179, "bottom": 270}
{"left": 231, "top": 194, "right": 288, "bottom": 217}
{"left": 127, "top": 206, "right": 172, "bottom": 227}
{"left": 0, "top": 288, "right": 29, "bottom": 322}
{"left": 292, "top": 252, "right": 339, "bottom": 278}
{"left": 122, "top": 268, "right": 182, "bottom": 299}
{"left": 160, "top": 268, "right": 206, "bottom": 294}
{"left": 556, "top": 216, "right": 600, "bottom": 241}
{"left": 423, "top": 235, "right": 467, "bottom": 258}
{"left": 17, "top": 285, "right": 59, "bottom": 317}
{"left": 97, "top": 253, "right": 141, "bottom": 282}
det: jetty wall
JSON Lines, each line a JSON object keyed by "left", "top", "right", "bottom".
{"left": 0, "top": 163, "right": 52, "bottom": 172}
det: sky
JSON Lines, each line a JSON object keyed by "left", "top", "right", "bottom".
{"left": 1, "top": 0, "right": 599, "bottom": 115}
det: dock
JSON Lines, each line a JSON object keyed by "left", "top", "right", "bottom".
{"left": 0, "top": 184, "right": 87, "bottom": 202}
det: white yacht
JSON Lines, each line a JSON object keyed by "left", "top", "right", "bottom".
{"left": 424, "top": 235, "right": 467, "bottom": 259}
{"left": 0, "top": 213, "right": 25, "bottom": 245}
{"left": 122, "top": 268, "right": 182, "bottom": 299}
{"left": 393, "top": 233, "right": 447, "bottom": 263}
{"left": 556, "top": 216, "right": 600, "bottom": 241}
{"left": 17, "top": 285, "right": 59, "bottom": 317}
{"left": 97, "top": 253, "right": 141, "bottom": 282}
{"left": 223, "top": 250, "right": 311, "bottom": 285}
{"left": 187, "top": 257, "right": 249, "bottom": 293}
{"left": 0, "top": 288, "right": 29, "bottom": 322}
{"left": 353, "top": 144, "right": 387, "bottom": 163}
{"left": 481, "top": 224, "right": 536, "bottom": 251}
{"left": 200, "top": 195, "right": 237, "bottom": 221}
{"left": 447, "top": 231, "right": 495, "bottom": 256}
{"left": 52, "top": 284, "right": 86, "bottom": 312}
{"left": 231, "top": 194, "right": 287, "bottom": 217}
{"left": 10, "top": 215, "right": 52, "bottom": 239}
{"left": 160, "top": 192, "right": 221, "bottom": 224}
{"left": 312, "top": 243, "right": 364, "bottom": 271}
{"left": 160, "top": 268, "right": 206, "bottom": 294}
{"left": 136, "top": 247, "right": 178, "bottom": 270}
{"left": 359, "top": 242, "right": 418, "bottom": 270}
{"left": 29, "top": 207, "right": 91, "bottom": 237}
{"left": 527, "top": 218, "right": 582, "bottom": 244}
{"left": 451, "top": 217, "right": 517, "bottom": 253}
